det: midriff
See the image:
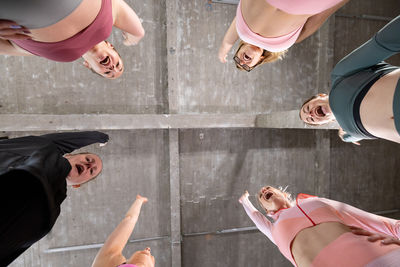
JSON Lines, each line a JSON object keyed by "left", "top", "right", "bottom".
{"left": 360, "top": 68, "right": 400, "bottom": 143}
{"left": 240, "top": 0, "right": 309, "bottom": 37}
{"left": 28, "top": 0, "right": 103, "bottom": 42}
{"left": 291, "top": 222, "right": 352, "bottom": 267}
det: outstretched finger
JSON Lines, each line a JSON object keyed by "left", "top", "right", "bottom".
{"left": 0, "top": 33, "right": 31, "bottom": 40}
{"left": 0, "top": 20, "right": 21, "bottom": 29}
{"left": 367, "top": 234, "right": 383, "bottom": 242}
{"left": 350, "top": 227, "right": 371, "bottom": 236}
{"left": 382, "top": 237, "right": 400, "bottom": 245}
{"left": 0, "top": 28, "right": 31, "bottom": 39}
{"left": 136, "top": 194, "right": 148, "bottom": 202}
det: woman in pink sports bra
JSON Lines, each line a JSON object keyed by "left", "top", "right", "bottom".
{"left": 91, "top": 195, "right": 155, "bottom": 267}
{"left": 0, "top": 0, "right": 144, "bottom": 79}
{"left": 239, "top": 186, "right": 400, "bottom": 266}
{"left": 219, "top": 0, "right": 349, "bottom": 71}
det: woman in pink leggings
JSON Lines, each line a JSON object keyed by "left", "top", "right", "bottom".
{"left": 219, "top": 0, "right": 349, "bottom": 71}
{"left": 91, "top": 195, "right": 155, "bottom": 267}
{"left": 239, "top": 186, "right": 400, "bottom": 266}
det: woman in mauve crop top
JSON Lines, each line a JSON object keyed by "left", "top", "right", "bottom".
{"left": 300, "top": 15, "right": 400, "bottom": 145}
{"left": 239, "top": 186, "right": 400, "bottom": 267}
{"left": 91, "top": 195, "right": 155, "bottom": 267}
{"left": 218, "top": 0, "right": 349, "bottom": 71}
{"left": 0, "top": 0, "right": 145, "bottom": 79}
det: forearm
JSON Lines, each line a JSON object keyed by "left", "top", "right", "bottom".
{"left": 114, "top": 0, "right": 145, "bottom": 39}
{"left": 0, "top": 39, "right": 32, "bottom": 56}
{"left": 296, "top": 0, "right": 349, "bottom": 43}
{"left": 219, "top": 17, "right": 238, "bottom": 62}
{"left": 222, "top": 17, "right": 238, "bottom": 47}
{"left": 332, "top": 15, "right": 400, "bottom": 77}
{"left": 41, "top": 131, "right": 109, "bottom": 154}
{"left": 100, "top": 199, "right": 145, "bottom": 254}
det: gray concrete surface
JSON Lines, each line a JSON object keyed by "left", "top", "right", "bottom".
{"left": 2, "top": 0, "right": 400, "bottom": 266}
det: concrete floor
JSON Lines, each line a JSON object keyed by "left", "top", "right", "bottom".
{"left": 2, "top": 0, "right": 400, "bottom": 266}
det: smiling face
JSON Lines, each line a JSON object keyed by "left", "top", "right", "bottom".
{"left": 300, "top": 94, "right": 335, "bottom": 125}
{"left": 258, "top": 186, "right": 291, "bottom": 214}
{"left": 128, "top": 247, "right": 155, "bottom": 267}
{"left": 82, "top": 41, "right": 124, "bottom": 79}
{"left": 234, "top": 42, "right": 265, "bottom": 69}
{"left": 64, "top": 153, "right": 102, "bottom": 186}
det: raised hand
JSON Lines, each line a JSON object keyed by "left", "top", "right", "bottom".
{"left": 136, "top": 194, "right": 148, "bottom": 203}
{"left": 239, "top": 190, "right": 249, "bottom": 203}
{"left": 0, "top": 20, "right": 31, "bottom": 40}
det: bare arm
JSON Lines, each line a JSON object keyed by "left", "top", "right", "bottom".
{"left": 239, "top": 191, "right": 275, "bottom": 244}
{"left": 319, "top": 198, "right": 400, "bottom": 239}
{"left": 92, "top": 195, "right": 148, "bottom": 267}
{"left": 113, "top": 0, "right": 145, "bottom": 46}
{"left": 0, "top": 20, "right": 33, "bottom": 56}
{"left": 0, "top": 39, "right": 32, "bottom": 56}
{"left": 296, "top": 0, "right": 350, "bottom": 43}
{"left": 219, "top": 17, "right": 239, "bottom": 63}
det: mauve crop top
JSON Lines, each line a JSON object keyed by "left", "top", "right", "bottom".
{"left": 12, "top": 0, "right": 113, "bottom": 62}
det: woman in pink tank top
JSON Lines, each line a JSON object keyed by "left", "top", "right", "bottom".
{"left": 91, "top": 195, "right": 156, "bottom": 267}
{"left": 0, "top": 0, "right": 145, "bottom": 79}
{"left": 218, "top": 0, "right": 349, "bottom": 72}
{"left": 239, "top": 186, "right": 400, "bottom": 266}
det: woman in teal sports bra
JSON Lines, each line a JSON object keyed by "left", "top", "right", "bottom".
{"left": 300, "top": 15, "right": 400, "bottom": 144}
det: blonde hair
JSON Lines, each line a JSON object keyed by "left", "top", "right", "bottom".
{"left": 256, "top": 185, "right": 294, "bottom": 216}
{"left": 235, "top": 40, "right": 287, "bottom": 71}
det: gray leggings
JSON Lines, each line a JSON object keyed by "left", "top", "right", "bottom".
{"left": 0, "top": 0, "right": 82, "bottom": 29}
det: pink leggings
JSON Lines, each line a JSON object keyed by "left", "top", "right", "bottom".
{"left": 311, "top": 232, "right": 400, "bottom": 267}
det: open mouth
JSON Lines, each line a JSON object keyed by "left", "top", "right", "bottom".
{"left": 315, "top": 106, "right": 325, "bottom": 117}
{"left": 264, "top": 192, "right": 273, "bottom": 200}
{"left": 75, "top": 164, "right": 84, "bottom": 175}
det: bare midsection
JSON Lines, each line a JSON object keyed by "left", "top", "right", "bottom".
{"left": 291, "top": 222, "right": 352, "bottom": 267}
{"left": 360, "top": 69, "right": 400, "bottom": 143}
{"left": 241, "top": 0, "right": 309, "bottom": 37}
{"left": 29, "top": 0, "right": 102, "bottom": 42}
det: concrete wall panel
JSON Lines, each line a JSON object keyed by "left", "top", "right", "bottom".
{"left": 0, "top": 0, "right": 168, "bottom": 115}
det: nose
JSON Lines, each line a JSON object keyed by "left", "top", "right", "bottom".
{"left": 262, "top": 186, "right": 272, "bottom": 193}
{"left": 145, "top": 247, "right": 151, "bottom": 252}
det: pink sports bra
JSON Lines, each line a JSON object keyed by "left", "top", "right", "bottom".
{"left": 12, "top": 0, "right": 113, "bottom": 62}
{"left": 235, "top": 0, "right": 303, "bottom": 52}
{"left": 235, "top": 0, "right": 344, "bottom": 52}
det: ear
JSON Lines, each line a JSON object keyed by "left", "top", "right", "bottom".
{"left": 104, "top": 40, "right": 114, "bottom": 48}
{"left": 82, "top": 60, "right": 91, "bottom": 69}
{"left": 72, "top": 184, "right": 81, "bottom": 189}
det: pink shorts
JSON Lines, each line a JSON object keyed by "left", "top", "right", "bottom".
{"left": 311, "top": 232, "right": 400, "bottom": 267}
